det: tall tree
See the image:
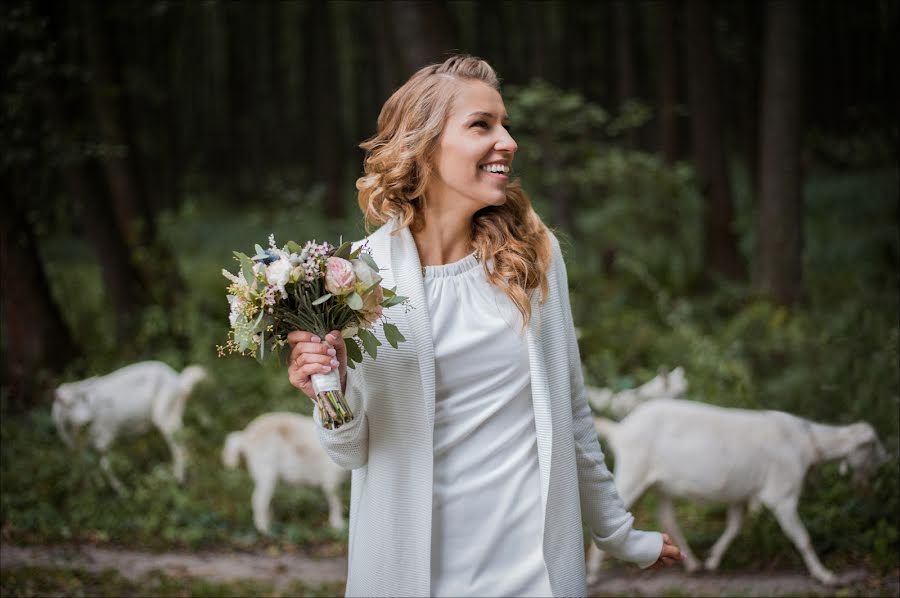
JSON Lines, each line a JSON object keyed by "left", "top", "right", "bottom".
{"left": 753, "top": 0, "right": 803, "bottom": 304}
{"left": 305, "top": 0, "right": 345, "bottom": 220}
{"left": 41, "top": 85, "right": 150, "bottom": 342}
{"left": 80, "top": 0, "right": 184, "bottom": 303}
{"left": 1, "top": 1, "right": 78, "bottom": 409}
{"left": 386, "top": 0, "right": 455, "bottom": 76}
{"left": 683, "top": 0, "right": 743, "bottom": 281}
{"left": 613, "top": 0, "right": 639, "bottom": 148}
{"left": 37, "top": 0, "right": 150, "bottom": 341}
{"left": 1, "top": 200, "right": 79, "bottom": 410}
{"left": 655, "top": 0, "right": 681, "bottom": 163}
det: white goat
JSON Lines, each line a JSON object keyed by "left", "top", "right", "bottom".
{"left": 589, "top": 398, "right": 889, "bottom": 586}
{"left": 52, "top": 361, "right": 208, "bottom": 492}
{"left": 223, "top": 412, "right": 348, "bottom": 534}
{"left": 587, "top": 366, "right": 687, "bottom": 419}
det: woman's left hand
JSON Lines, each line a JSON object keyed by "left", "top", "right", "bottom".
{"left": 648, "top": 533, "right": 683, "bottom": 570}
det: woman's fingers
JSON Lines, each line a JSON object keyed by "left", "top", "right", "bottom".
{"left": 324, "top": 330, "right": 348, "bottom": 375}
{"left": 647, "top": 533, "right": 684, "bottom": 569}
{"left": 287, "top": 329, "right": 342, "bottom": 399}
{"left": 290, "top": 341, "right": 337, "bottom": 364}
{"left": 287, "top": 330, "right": 317, "bottom": 346}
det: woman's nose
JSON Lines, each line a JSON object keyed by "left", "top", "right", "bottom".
{"left": 496, "top": 127, "right": 517, "bottom": 153}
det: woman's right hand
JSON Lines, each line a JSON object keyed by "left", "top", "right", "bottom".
{"left": 286, "top": 330, "right": 348, "bottom": 399}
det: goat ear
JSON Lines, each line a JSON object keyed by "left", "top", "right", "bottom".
{"left": 838, "top": 460, "right": 849, "bottom": 476}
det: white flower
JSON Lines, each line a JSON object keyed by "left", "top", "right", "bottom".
{"left": 352, "top": 258, "right": 382, "bottom": 293}
{"left": 228, "top": 295, "right": 246, "bottom": 327}
{"left": 266, "top": 259, "right": 292, "bottom": 295}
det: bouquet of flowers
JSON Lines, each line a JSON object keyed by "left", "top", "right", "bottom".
{"left": 218, "top": 234, "right": 408, "bottom": 429}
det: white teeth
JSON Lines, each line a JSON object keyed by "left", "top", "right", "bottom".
{"left": 480, "top": 164, "right": 509, "bottom": 174}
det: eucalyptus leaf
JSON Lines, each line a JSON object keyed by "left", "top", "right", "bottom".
{"left": 286, "top": 240, "right": 302, "bottom": 254}
{"left": 334, "top": 241, "right": 353, "bottom": 260}
{"left": 382, "top": 322, "right": 405, "bottom": 349}
{"left": 235, "top": 252, "right": 256, "bottom": 285}
{"left": 357, "top": 328, "right": 381, "bottom": 358}
{"left": 345, "top": 336, "right": 363, "bottom": 366}
{"left": 235, "top": 328, "right": 251, "bottom": 351}
{"left": 312, "top": 293, "right": 333, "bottom": 306}
{"left": 359, "top": 252, "right": 380, "bottom": 272}
{"left": 383, "top": 294, "right": 406, "bottom": 308}
{"left": 347, "top": 292, "right": 363, "bottom": 311}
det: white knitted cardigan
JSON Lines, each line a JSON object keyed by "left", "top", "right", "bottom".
{"left": 314, "top": 218, "right": 662, "bottom": 597}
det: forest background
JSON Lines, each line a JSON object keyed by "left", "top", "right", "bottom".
{"left": 1, "top": 1, "right": 898, "bottom": 596}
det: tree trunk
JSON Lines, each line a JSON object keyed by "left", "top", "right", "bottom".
{"left": 40, "top": 58, "right": 150, "bottom": 343}
{"left": 385, "top": 0, "right": 454, "bottom": 76}
{"left": 753, "top": 0, "right": 803, "bottom": 304}
{"left": 683, "top": 0, "right": 744, "bottom": 281}
{"left": 80, "top": 1, "right": 152, "bottom": 245}
{"left": 613, "top": 1, "right": 637, "bottom": 103}
{"left": 306, "top": 0, "right": 345, "bottom": 221}
{"left": 81, "top": 0, "right": 185, "bottom": 304}
{"left": 1, "top": 199, "right": 78, "bottom": 410}
{"left": 656, "top": 0, "right": 680, "bottom": 163}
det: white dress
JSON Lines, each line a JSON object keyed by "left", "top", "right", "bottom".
{"left": 424, "top": 253, "right": 553, "bottom": 597}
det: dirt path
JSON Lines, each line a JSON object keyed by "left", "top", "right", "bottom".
{"left": 2, "top": 543, "right": 896, "bottom": 596}
{"left": 1, "top": 543, "right": 346, "bottom": 591}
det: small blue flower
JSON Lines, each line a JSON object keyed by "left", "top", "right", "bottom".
{"left": 252, "top": 245, "right": 279, "bottom": 265}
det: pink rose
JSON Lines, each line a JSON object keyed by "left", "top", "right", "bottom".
{"left": 325, "top": 257, "right": 356, "bottom": 295}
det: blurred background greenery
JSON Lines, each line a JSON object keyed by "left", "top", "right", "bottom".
{"left": 1, "top": 0, "right": 897, "bottom": 592}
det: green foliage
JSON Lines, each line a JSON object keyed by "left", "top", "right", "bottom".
{"left": 505, "top": 80, "right": 704, "bottom": 294}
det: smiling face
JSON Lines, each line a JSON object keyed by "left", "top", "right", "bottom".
{"left": 426, "top": 79, "right": 517, "bottom": 215}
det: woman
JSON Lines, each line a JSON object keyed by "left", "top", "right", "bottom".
{"left": 287, "top": 55, "right": 681, "bottom": 597}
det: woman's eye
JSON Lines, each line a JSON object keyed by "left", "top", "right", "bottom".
{"left": 472, "top": 120, "right": 489, "bottom": 129}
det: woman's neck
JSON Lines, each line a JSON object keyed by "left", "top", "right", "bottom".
{"left": 412, "top": 206, "right": 474, "bottom": 267}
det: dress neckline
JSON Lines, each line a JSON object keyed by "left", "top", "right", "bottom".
{"left": 422, "top": 251, "right": 481, "bottom": 279}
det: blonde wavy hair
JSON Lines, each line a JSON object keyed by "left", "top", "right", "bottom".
{"left": 356, "top": 54, "right": 551, "bottom": 327}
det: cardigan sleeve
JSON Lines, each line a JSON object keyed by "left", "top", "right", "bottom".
{"left": 549, "top": 235, "right": 663, "bottom": 569}
{"left": 314, "top": 364, "right": 370, "bottom": 470}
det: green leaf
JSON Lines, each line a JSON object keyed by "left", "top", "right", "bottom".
{"left": 235, "top": 327, "right": 252, "bottom": 352}
{"left": 359, "top": 252, "right": 380, "bottom": 272}
{"left": 383, "top": 286, "right": 396, "bottom": 298}
{"left": 312, "top": 293, "right": 333, "bottom": 306}
{"left": 345, "top": 336, "right": 362, "bottom": 366}
{"left": 382, "top": 322, "right": 405, "bottom": 349}
{"left": 234, "top": 251, "right": 256, "bottom": 285}
{"left": 362, "top": 281, "right": 381, "bottom": 295}
{"left": 257, "top": 329, "right": 266, "bottom": 362}
{"left": 383, "top": 294, "right": 407, "bottom": 308}
{"left": 334, "top": 241, "right": 353, "bottom": 260}
{"left": 346, "top": 292, "right": 363, "bottom": 310}
{"left": 286, "top": 240, "right": 302, "bottom": 254}
{"left": 357, "top": 328, "right": 381, "bottom": 359}
{"left": 350, "top": 245, "right": 363, "bottom": 258}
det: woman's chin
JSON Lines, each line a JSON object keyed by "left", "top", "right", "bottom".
{"left": 479, "top": 192, "right": 508, "bottom": 208}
